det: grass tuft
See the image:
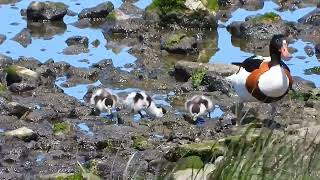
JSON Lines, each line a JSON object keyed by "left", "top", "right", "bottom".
{"left": 250, "top": 12, "right": 281, "bottom": 24}
{"left": 148, "top": 0, "right": 187, "bottom": 14}
{"left": 191, "top": 68, "right": 208, "bottom": 88}
{"left": 53, "top": 122, "right": 71, "bottom": 134}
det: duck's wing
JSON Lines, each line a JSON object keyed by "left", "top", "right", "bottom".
{"left": 232, "top": 55, "right": 264, "bottom": 73}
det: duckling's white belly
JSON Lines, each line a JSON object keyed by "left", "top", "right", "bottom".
{"left": 258, "top": 66, "right": 289, "bottom": 97}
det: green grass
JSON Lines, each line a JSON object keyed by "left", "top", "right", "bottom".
{"left": 210, "top": 127, "right": 320, "bottom": 180}
{"left": 191, "top": 68, "right": 208, "bottom": 88}
{"left": 305, "top": 66, "right": 320, "bottom": 75}
{"left": 148, "top": 0, "right": 187, "bottom": 14}
{"left": 289, "top": 89, "right": 320, "bottom": 101}
{"left": 250, "top": 12, "right": 281, "bottom": 24}
{"left": 53, "top": 122, "right": 71, "bottom": 134}
{"left": 132, "top": 135, "right": 151, "bottom": 151}
{"left": 166, "top": 33, "right": 186, "bottom": 47}
{"left": 106, "top": 11, "right": 116, "bottom": 21}
{"left": 205, "top": 0, "right": 219, "bottom": 11}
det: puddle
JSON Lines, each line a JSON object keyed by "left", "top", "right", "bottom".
{"left": 209, "top": 106, "right": 224, "bottom": 119}
{"left": 77, "top": 123, "right": 94, "bottom": 136}
{"left": 0, "top": 128, "right": 4, "bottom": 133}
{"left": 36, "top": 154, "right": 46, "bottom": 163}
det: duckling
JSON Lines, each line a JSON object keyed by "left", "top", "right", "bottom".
{"left": 185, "top": 95, "right": 213, "bottom": 121}
{"left": 89, "top": 88, "right": 119, "bottom": 115}
{"left": 124, "top": 91, "right": 167, "bottom": 118}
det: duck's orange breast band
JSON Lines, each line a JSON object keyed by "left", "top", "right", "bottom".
{"left": 245, "top": 62, "right": 293, "bottom": 103}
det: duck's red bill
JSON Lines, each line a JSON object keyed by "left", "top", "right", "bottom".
{"left": 281, "top": 46, "right": 292, "bottom": 60}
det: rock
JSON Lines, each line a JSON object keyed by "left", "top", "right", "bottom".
{"left": 227, "top": 12, "right": 297, "bottom": 40}
{"left": 26, "top": 109, "right": 59, "bottom": 122}
{"left": 0, "top": 54, "right": 13, "bottom": 69}
{"left": 5, "top": 127, "right": 37, "bottom": 141}
{"left": 161, "top": 33, "right": 198, "bottom": 54}
{"left": 102, "top": 17, "right": 146, "bottom": 35}
{"left": 26, "top": 1, "right": 68, "bottom": 21}
{"left": 78, "top": 2, "right": 114, "bottom": 19}
{"left": 62, "top": 45, "right": 89, "bottom": 55}
{"left": 91, "top": 39, "right": 100, "bottom": 47}
{"left": 65, "top": 36, "right": 89, "bottom": 47}
{"left": 145, "top": 0, "right": 217, "bottom": 29}
{"left": 27, "top": 21, "right": 67, "bottom": 39}
{"left": 9, "top": 82, "right": 37, "bottom": 93}
{"left": 315, "top": 44, "right": 320, "bottom": 55}
{"left": 298, "top": 9, "right": 320, "bottom": 26}
{"left": 173, "top": 61, "right": 238, "bottom": 82}
{"left": 67, "top": 9, "right": 77, "bottom": 16}
{"left": 0, "top": 34, "right": 6, "bottom": 44}
{"left": 5, "top": 102, "right": 30, "bottom": 117}
{"left": 5, "top": 65, "right": 40, "bottom": 85}
{"left": 91, "top": 59, "right": 113, "bottom": 69}
{"left": 304, "top": 45, "right": 315, "bottom": 57}
{"left": 11, "top": 28, "right": 32, "bottom": 47}
{"left": 66, "top": 66, "right": 99, "bottom": 80}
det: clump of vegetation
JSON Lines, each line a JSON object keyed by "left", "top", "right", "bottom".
{"left": 166, "top": 33, "right": 187, "bottom": 47}
{"left": 175, "top": 156, "right": 204, "bottom": 170}
{"left": 0, "top": 83, "right": 6, "bottom": 92}
{"left": 289, "top": 89, "right": 320, "bottom": 101}
{"left": 55, "top": 161, "right": 101, "bottom": 180}
{"left": 148, "top": 0, "right": 187, "bottom": 14}
{"left": 250, "top": 12, "right": 281, "bottom": 24}
{"left": 132, "top": 135, "right": 151, "bottom": 151}
{"left": 53, "top": 122, "right": 71, "bottom": 134}
{"left": 210, "top": 127, "right": 320, "bottom": 179}
{"left": 191, "top": 68, "right": 208, "bottom": 88}
{"left": 204, "top": 0, "right": 219, "bottom": 11}
{"left": 305, "top": 66, "right": 320, "bottom": 75}
{"left": 106, "top": 11, "right": 116, "bottom": 21}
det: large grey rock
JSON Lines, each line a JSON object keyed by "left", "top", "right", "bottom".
{"left": 26, "top": 1, "right": 68, "bottom": 21}
{"left": 78, "top": 2, "right": 114, "bottom": 19}
{"left": 174, "top": 61, "right": 238, "bottom": 82}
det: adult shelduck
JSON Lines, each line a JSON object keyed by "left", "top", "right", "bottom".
{"left": 124, "top": 91, "right": 167, "bottom": 118}
{"left": 227, "top": 34, "right": 293, "bottom": 125}
{"left": 185, "top": 95, "right": 214, "bottom": 121}
{"left": 89, "top": 88, "right": 119, "bottom": 115}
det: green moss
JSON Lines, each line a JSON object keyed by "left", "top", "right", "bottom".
{"left": 166, "top": 33, "right": 187, "bottom": 47}
{"left": 289, "top": 90, "right": 311, "bottom": 101}
{"left": 175, "top": 156, "right": 204, "bottom": 170}
{"left": 0, "top": 83, "right": 6, "bottom": 92}
{"left": 53, "top": 122, "right": 71, "bottom": 134}
{"left": 191, "top": 68, "right": 208, "bottom": 88}
{"left": 56, "top": 173, "right": 83, "bottom": 180}
{"left": 205, "top": 0, "right": 219, "bottom": 11}
{"left": 148, "top": 0, "right": 187, "bottom": 14}
{"left": 250, "top": 12, "right": 281, "bottom": 24}
{"left": 305, "top": 66, "right": 320, "bottom": 75}
{"left": 105, "top": 2, "right": 114, "bottom": 10}
{"left": 132, "top": 135, "right": 151, "bottom": 151}
{"left": 106, "top": 11, "right": 116, "bottom": 21}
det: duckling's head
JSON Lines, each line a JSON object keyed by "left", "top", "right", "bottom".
{"left": 104, "top": 97, "right": 115, "bottom": 114}
{"left": 191, "top": 104, "right": 201, "bottom": 121}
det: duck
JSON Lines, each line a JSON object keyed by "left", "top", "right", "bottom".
{"left": 124, "top": 91, "right": 167, "bottom": 118}
{"left": 227, "top": 34, "right": 293, "bottom": 125}
{"left": 89, "top": 88, "right": 119, "bottom": 115}
{"left": 185, "top": 95, "right": 214, "bottom": 121}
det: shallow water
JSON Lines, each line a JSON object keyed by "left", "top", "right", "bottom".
{"left": 0, "top": 128, "right": 4, "bottom": 133}
{"left": 0, "top": 0, "right": 319, "bottom": 104}
{"left": 77, "top": 122, "right": 94, "bottom": 136}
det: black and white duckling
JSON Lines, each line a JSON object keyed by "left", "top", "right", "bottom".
{"left": 124, "top": 91, "right": 167, "bottom": 118}
{"left": 89, "top": 88, "right": 119, "bottom": 115}
{"left": 185, "top": 95, "right": 214, "bottom": 121}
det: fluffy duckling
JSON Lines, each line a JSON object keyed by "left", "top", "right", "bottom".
{"left": 90, "top": 88, "right": 119, "bottom": 115}
{"left": 185, "top": 95, "right": 213, "bottom": 121}
{"left": 124, "top": 91, "right": 167, "bottom": 118}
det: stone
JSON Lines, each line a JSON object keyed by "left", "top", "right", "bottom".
{"left": 65, "top": 36, "right": 89, "bottom": 47}
{"left": 0, "top": 34, "right": 6, "bottom": 45}
{"left": 26, "top": 1, "right": 68, "bottom": 21}
{"left": 5, "top": 65, "right": 40, "bottom": 85}
{"left": 78, "top": 2, "right": 114, "bottom": 19}
{"left": 11, "top": 28, "right": 32, "bottom": 47}
{"left": 161, "top": 33, "right": 198, "bottom": 54}
{"left": 5, "top": 127, "right": 37, "bottom": 141}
